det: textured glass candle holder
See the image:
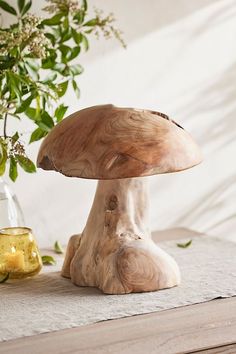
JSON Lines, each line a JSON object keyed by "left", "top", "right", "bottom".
{"left": 0, "top": 227, "right": 42, "bottom": 279}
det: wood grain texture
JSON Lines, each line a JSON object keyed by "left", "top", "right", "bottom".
{"left": 192, "top": 344, "right": 236, "bottom": 354}
{"left": 61, "top": 178, "right": 180, "bottom": 294}
{"left": 37, "top": 104, "right": 202, "bottom": 179}
{"left": 1, "top": 297, "right": 236, "bottom": 354}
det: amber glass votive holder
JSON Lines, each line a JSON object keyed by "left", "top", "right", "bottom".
{"left": 0, "top": 227, "right": 42, "bottom": 279}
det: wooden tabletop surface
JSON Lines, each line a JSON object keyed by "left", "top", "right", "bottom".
{"left": 1, "top": 228, "right": 236, "bottom": 354}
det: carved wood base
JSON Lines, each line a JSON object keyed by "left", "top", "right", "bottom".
{"left": 61, "top": 178, "right": 181, "bottom": 294}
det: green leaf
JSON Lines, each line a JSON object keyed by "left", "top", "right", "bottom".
{"left": 70, "top": 64, "right": 83, "bottom": 76}
{"left": 57, "top": 81, "right": 68, "bottom": 97}
{"left": 36, "top": 122, "right": 50, "bottom": 133}
{"left": 12, "top": 132, "right": 19, "bottom": 143}
{"left": 29, "top": 128, "right": 47, "bottom": 143}
{"left": 17, "top": 0, "right": 25, "bottom": 13}
{"left": 42, "top": 72, "right": 57, "bottom": 84}
{"left": 45, "top": 33, "right": 56, "bottom": 46}
{"left": 7, "top": 72, "right": 21, "bottom": 102}
{"left": 25, "top": 62, "right": 39, "bottom": 81}
{"left": 0, "top": 273, "right": 9, "bottom": 283}
{"left": 177, "top": 240, "right": 192, "bottom": 249}
{"left": 0, "top": 141, "right": 7, "bottom": 176}
{"left": 71, "top": 29, "right": 82, "bottom": 45}
{"left": 46, "top": 82, "right": 58, "bottom": 95}
{"left": 73, "top": 12, "right": 85, "bottom": 25}
{"left": 0, "top": 55, "right": 10, "bottom": 62}
{"left": 21, "top": 0, "right": 32, "bottom": 16}
{"left": 53, "top": 63, "right": 66, "bottom": 74}
{"left": 82, "top": 0, "right": 87, "bottom": 11}
{"left": 37, "top": 111, "right": 54, "bottom": 132}
{"left": 42, "top": 13, "right": 64, "bottom": 26}
{"left": 59, "top": 44, "right": 71, "bottom": 62}
{"left": 25, "top": 107, "right": 38, "bottom": 121}
{"left": 84, "top": 18, "right": 98, "bottom": 26}
{"left": 42, "top": 58, "right": 55, "bottom": 70}
{"left": 54, "top": 241, "right": 64, "bottom": 254}
{"left": 12, "top": 73, "right": 28, "bottom": 87}
{"left": 0, "top": 159, "right": 6, "bottom": 176}
{"left": 68, "top": 46, "right": 80, "bottom": 61}
{"left": 6, "top": 71, "right": 21, "bottom": 98}
{"left": 25, "top": 58, "right": 39, "bottom": 70}
{"left": 15, "top": 94, "right": 35, "bottom": 114}
{"left": 81, "top": 34, "right": 89, "bottom": 51}
{"left": 63, "top": 16, "right": 69, "bottom": 30}
{"left": 0, "top": 1, "right": 17, "bottom": 15}
{"left": 15, "top": 155, "right": 36, "bottom": 173}
{"left": 0, "top": 57, "right": 15, "bottom": 70}
{"left": 54, "top": 104, "right": 68, "bottom": 122}
{"left": 9, "top": 157, "right": 18, "bottom": 182}
{"left": 41, "top": 255, "right": 56, "bottom": 265}
{"left": 72, "top": 80, "right": 80, "bottom": 98}
{"left": 42, "top": 111, "right": 54, "bottom": 128}
{"left": 60, "top": 28, "right": 72, "bottom": 43}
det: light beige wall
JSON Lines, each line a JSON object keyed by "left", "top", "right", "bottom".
{"left": 2, "top": 0, "right": 236, "bottom": 246}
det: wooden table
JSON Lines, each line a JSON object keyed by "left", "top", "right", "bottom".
{"left": 1, "top": 228, "right": 236, "bottom": 354}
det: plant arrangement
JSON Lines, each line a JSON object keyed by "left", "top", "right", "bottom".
{"left": 0, "top": 0, "right": 125, "bottom": 181}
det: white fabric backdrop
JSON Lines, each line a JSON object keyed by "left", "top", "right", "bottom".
{"left": 2, "top": 0, "right": 236, "bottom": 247}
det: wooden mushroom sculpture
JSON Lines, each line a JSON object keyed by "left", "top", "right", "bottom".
{"left": 37, "top": 104, "right": 202, "bottom": 294}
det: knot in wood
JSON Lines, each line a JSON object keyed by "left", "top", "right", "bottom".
{"left": 108, "top": 194, "right": 118, "bottom": 210}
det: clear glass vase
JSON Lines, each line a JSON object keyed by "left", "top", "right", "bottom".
{"left": 0, "top": 178, "right": 25, "bottom": 229}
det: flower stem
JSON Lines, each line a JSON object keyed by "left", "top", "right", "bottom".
{"left": 3, "top": 113, "right": 8, "bottom": 139}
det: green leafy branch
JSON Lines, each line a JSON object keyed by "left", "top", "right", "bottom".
{"left": 0, "top": 0, "right": 125, "bottom": 181}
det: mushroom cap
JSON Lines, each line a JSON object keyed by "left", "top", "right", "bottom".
{"left": 37, "top": 104, "right": 202, "bottom": 179}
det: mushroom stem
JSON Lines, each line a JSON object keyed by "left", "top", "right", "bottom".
{"left": 86, "top": 178, "right": 151, "bottom": 242}
{"left": 62, "top": 178, "right": 181, "bottom": 294}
